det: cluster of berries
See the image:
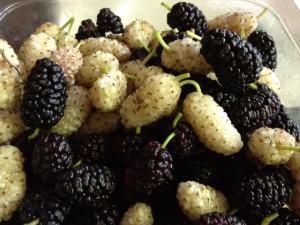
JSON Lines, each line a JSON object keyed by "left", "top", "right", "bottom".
{"left": 1, "top": 1, "right": 300, "bottom": 225}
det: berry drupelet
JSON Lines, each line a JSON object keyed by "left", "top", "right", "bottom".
{"left": 124, "top": 140, "right": 173, "bottom": 193}
{"left": 230, "top": 165, "right": 295, "bottom": 224}
{"left": 97, "top": 8, "right": 124, "bottom": 34}
{"left": 75, "top": 19, "right": 104, "bottom": 41}
{"left": 193, "top": 211, "right": 247, "bottom": 225}
{"left": 55, "top": 163, "right": 116, "bottom": 207}
{"left": 227, "top": 82, "right": 281, "bottom": 142}
{"left": 271, "top": 104, "right": 300, "bottom": 141}
{"left": 19, "top": 188, "right": 71, "bottom": 225}
{"left": 73, "top": 133, "right": 108, "bottom": 164}
{"left": 167, "top": 2, "right": 208, "bottom": 36}
{"left": 32, "top": 132, "right": 73, "bottom": 185}
{"left": 248, "top": 30, "right": 277, "bottom": 71}
{"left": 200, "top": 28, "right": 263, "bottom": 95}
{"left": 269, "top": 208, "right": 300, "bottom": 225}
{"left": 20, "top": 58, "right": 68, "bottom": 130}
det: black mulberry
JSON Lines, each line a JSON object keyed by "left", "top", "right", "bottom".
{"left": 20, "top": 58, "right": 68, "bottom": 130}
{"left": 75, "top": 19, "right": 104, "bottom": 41}
{"left": 96, "top": 8, "right": 124, "bottom": 34}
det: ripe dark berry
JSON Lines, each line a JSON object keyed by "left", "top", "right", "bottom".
{"left": 124, "top": 140, "right": 173, "bottom": 193}
{"left": 269, "top": 208, "right": 300, "bottom": 225}
{"left": 75, "top": 19, "right": 105, "bottom": 41}
{"left": 193, "top": 211, "right": 247, "bottom": 225}
{"left": 227, "top": 82, "right": 281, "bottom": 140}
{"left": 230, "top": 165, "right": 295, "bottom": 223}
{"left": 32, "top": 132, "right": 73, "bottom": 185}
{"left": 20, "top": 58, "right": 68, "bottom": 130}
{"left": 97, "top": 8, "right": 124, "bottom": 34}
{"left": 19, "top": 188, "right": 71, "bottom": 225}
{"left": 167, "top": 2, "right": 208, "bottom": 36}
{"left": 248, "top": 30, "right": 277, "bottom": 71}
{"left": 55, "top": 164, "right": 115, "bottom": 207}
{"left": 200, "top": 28, "right": 263, "bottom": 94}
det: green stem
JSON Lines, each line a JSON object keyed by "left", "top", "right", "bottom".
{"left": 28, "top": 128, "right": 40, "bottom": 140}
{"left": 136, "top": 126, "right": 141, "bottom": 134}
{"left": 154, "top": 30, "right": 171, "bottom": 52}
{"left": 59, "top": 17, "right": 75, "bottom": 33}
{"left": 261, "top": 213, "right": 279, "bottom": 225}
{"left": 276, "top": 145, "right": 300, "bottom": 152}
{"left": 256, "top": 7, "right": 269, "bottom": 20}
{"left": 73, "top": 159, "right": 82, "bottom": 168}
{"left": 174, "top": 73, "right": 190, "bottom": 82}
{"left": 101, "top": 67, "right": 109, "bottom": 73}
{"left": 173, "top": 28, "right": 179, "bottom": 33}
{"left": 24, "top": 218, "right": 40, "bottom": 225}
{"left": 161, "top": 132, "right": 176, "bottom": 148}
{"left": 75, "top": 41, "right": 86, "bottom": 49}
{"left": 172, "top": 113, "right": 183, "bottom": 128}
{"left": 240, "top": 29, "right": 246, "bottom": 39}
{"left": 179, "top": 80, "right": 203, "bottom": 96}
{"left": 186, "top": 30, "right": 202, "bottom": 41}
{"left": 142, "top": 48, "right": 156, "bottom": 65}
{"left": 123, "top": 73, "right": 136, "bottom": 80}
{"left": 250, "top": 83, "right": 257, "bottom": 90}
{"left": 103, "top": 89, "right": 110, "bottom": 97}
{"left": 161, "top": 2, "right": 172, "bottom": 11}
{"left": 228, "top": 207, "right": 238, "bottom": 215}
{"left": 140, "top": 41, "right": 151, "bottom": 53}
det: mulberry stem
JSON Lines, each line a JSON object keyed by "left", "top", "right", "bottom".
{"left": 73, "top": 159, "right": 82, "bottom": 168}
{"left": 173, "top": 28, "right": 179, "bottom": 33}
{"left": 174, "top": 73, "right": 190, "bottom": 82}
{"left": 228, "top": 207, "right": 238, "bottom": 215}
{"left": 186, "top": 30, "right": 202, "bottom": 41}
{"left": 136, "top": 126, "right": 141, "bottom": 134}
{"left": 28, "top": 128, "right": 40, "bottom": 140}
{"left": 161, "top": 2, "right": 172, "bottom": 11}
{"left": 140, "top": 40, "right": 151, "bottom": 53}
{"left": 101, "top": 66, "right": 109, "bottom": 73}
{"left": 256, "top": 7, "right": 269, "bottom": 20}
{"left": 75, "top": 41, "right": 86, "bottom": 49}
{"left": 123, "top": 73, "right": 136, "bottom": 80}
{"left": 59, "top": 17, "right": 75, "bottom": 33}
{"left": 142, "top": 49, "right": 156, "bottom": 65}
{"left": 261, "top": 212, "right": 279, "bottom": 225}
{"left": 154, "top": 30, "right": 171, "bottom": 52}
{"left": 161, "top": 132, "right": 176, "bottom": 148}
{"left": 250, "top": 83, "right": 258, "bottom": 90}
{"left": 276, "top": 145, "right": 300, "bottom": 152}
{"left": 179, "top": 80, "right": 203, "bottom": 97}
{"left": 24, "top": 218, "right": 40, "bottom": 225}
{"left": 240, "top": 29, "right": 246, "bottom": 39}
{"left": 172, "top": 112, "right": 183, "bottom": 128}
{"left": 103, "top": 89, "right": 110, "bottom": 97}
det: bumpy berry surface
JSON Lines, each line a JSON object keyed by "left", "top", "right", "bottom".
{"left": 55, "top": 164, "right": 115, "bottom": 207}
{"left": 97, "top": 8, "right": 124, "bottom": 34}
{"left": 75, "top": 19, "right": 104, "bottom": 41}
{"left": 248, "top": 30, "right": 277, "bottom": 71}
{"left": 200, "top": 28, "right": 263, "bottom": 94}
{"left": 228, "top": 82, "right": 281, "bottom": 137}
{"left": 271, "top": 104, "right": 300, "bottom": 141}
{"left": 193, "top": 211, "right": 247, "bottom": 225}
{"left": 124, "top": 140, "right": 173, "bottom": 193}
{"left": 19, "top": 188, "right": 71, "bottom": 225}
{"left": 208, "top": 12, "right": 258, "bottom": 38}
{"left": 269, "top": 208, "right": 300, "bottom": 225}
{"left": 177, "top": 181, "right": 229, "bottom": 221}
{"left": 167, "top": 2, "right": 208, "bottom": 36}
{"left": 247, "top": 127, "right": 295, "bottom": 165}
{"left": 230, "top": 165, "right": 295, "bottom": 223}
{"left": 32, "top": 132, "right": 73, "bottom": 184}
{"left": 0, "top": 145, "right": 26, "bottom": 222}
{"left": 120, "top": 202, "right": 153, "bottom": 225}
{"left": 20, "top": 58, "right": 68, "bottom": 130}
{"left": 183, "top": 92, "right": 243, "bottom": 156}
